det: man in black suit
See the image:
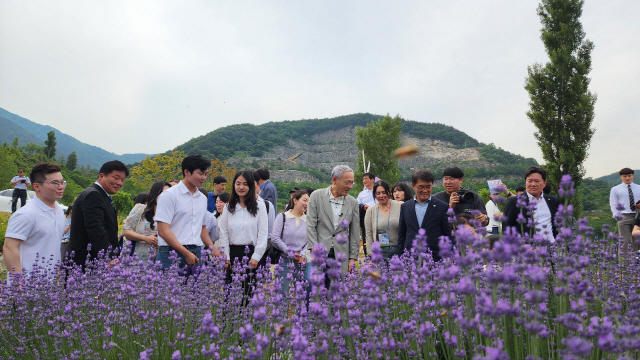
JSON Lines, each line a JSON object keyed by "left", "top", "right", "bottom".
{"left": 397, "top": 170, "right": 450, "bottom": 261}
{"left": 503, "top": 166, "right": 560, "bottom": 242}
{"left": 68, "top": 160, "right": 129, "bottom": 267}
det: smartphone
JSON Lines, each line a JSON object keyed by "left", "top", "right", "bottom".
{"left": 21, "top": 179, "right": 26, "bottom": 183}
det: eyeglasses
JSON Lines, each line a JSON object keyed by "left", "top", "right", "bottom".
{"left": 40, "top": 180, "right": 67, "bottom": 188}
{"left": 415, "top": 184, "right": 433, "bottom": 191}
{"left": 342, "top": 181, "right": 355, "bottom": 186}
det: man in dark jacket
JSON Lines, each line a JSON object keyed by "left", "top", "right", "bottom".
{"left": 397, "top": 170, "right": 450, "bottom": 261}
{"left": 503, "top": 166, "right": 560, "bottom": 242}
{"left": 68, "top": 160, "right": 129, "bottom": 267}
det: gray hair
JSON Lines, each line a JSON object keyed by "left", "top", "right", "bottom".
{"left": 331, "top": 165, "right": 353, "bottom": 180}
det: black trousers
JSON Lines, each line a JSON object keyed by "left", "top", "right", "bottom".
{"left": 225, "top": 244, "right": 257, "bottom": 302}
{"left": 11, "top": 189, "right": 27, "bottom": 213}
{"left": 324, "top": 248, "right": 336, "bottom": 289}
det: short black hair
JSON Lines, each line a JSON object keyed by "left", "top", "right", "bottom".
{"left": 182, "top": 154, "right": 210, "bottom": 177}
{"left": 213, "top": 175, "right": 227, "bottom": 184}
{"left": 391, "top": 182, "right": 413, "bottom": 201}
{"left": 619, "top": 168, "right": 635, "bottom": 176}
{"left": 133, "top": 192, "right": 148, "bottom": 205}
{"left": 30, "top": 162, "right": 62, "bottom": 184}
{"left": 289, "top": 186, "right": 301, "bottom": 194}
{"left": 524, "top": 166, "right": 547, "bottom": 181}
{"left": 99, "top": 160, "right": 129, "bottom": 177}
{"left": 411, "top": 170, "right": 435, "bottom": 185}
{"left": 363, "top": 172, "right": 375, "bottom": 180}
{"left": 198, "top": 187, "right": 208, "bottom": 197}
{"left": 543, "top": 183, "right": 552, "bottom": 195}
{"left": 256, "top": 168, "right": 270, "bottom": 180}
{"left": 305, "top": 187, "right": 316, "bottom": 195}
{"left": 442, "top": 166, "right": 464, "bottom": 179}
{"left": 217, "top": 192, "right": 230, "bottom": 203}
{"left": 455, "top": 213, "right": 473, "bottom": 226}
{"left": 65, "top": 205, "right": 73, "bottom": 216}
{"left": 515, "top": 186, "right": 526, "bottom": 193}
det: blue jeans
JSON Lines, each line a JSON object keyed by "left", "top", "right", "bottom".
{"left": 157, "top": 246, "right": 202, "bottom": 273}
{"left": 279, "top": 256, "right": 311, "bottom": 296}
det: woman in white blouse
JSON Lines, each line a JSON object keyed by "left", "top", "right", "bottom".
{"left": 218, "top": 170, "right": 269, "bottom": 291}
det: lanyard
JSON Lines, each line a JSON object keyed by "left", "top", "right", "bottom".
{"left": 376, "top": 202, "right": 391, "bottom": 233}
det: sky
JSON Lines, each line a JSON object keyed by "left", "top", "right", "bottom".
{"left": 1, "top": 1, "right": 638, "bottom": 178}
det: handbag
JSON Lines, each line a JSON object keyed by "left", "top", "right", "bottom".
{"left": 264, "top": 213, "right": 286, "bottom": 264}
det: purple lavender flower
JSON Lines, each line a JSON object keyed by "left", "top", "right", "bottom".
{"left": 562, "top": 337, "right": 592, "bottom": 356}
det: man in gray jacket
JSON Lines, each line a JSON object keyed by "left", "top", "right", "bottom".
{"left": 306, "top": 165, "right": 360, "bottom": 274}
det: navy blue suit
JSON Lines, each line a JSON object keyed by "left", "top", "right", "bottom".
{"left": 397, "top": 197, "right": 451, "bottom": 261}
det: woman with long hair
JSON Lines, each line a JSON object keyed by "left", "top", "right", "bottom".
{"left": 365, "top": 180, "right": 402, "bottom": 261}
{"left": 391, "top": 182, "right": 413, "bottom": 202}
{"left": 271, "top": 190, "right": 311, "bottom": 295}
{"left": 218, "top": 171, "right": 268, "bottom": 293}
{"left": 122, "top": 181, "right": 171, "bottom": 262}
{"left": 214, "top": 192, "right": 230, "bottom": 218}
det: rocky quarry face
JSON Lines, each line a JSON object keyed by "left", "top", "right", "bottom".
{"left": 227, "top": 127, "right": 485, "bottom": 183}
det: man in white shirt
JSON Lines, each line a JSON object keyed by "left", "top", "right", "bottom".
{"left": 156, "top": 154, "right": 221, "bottom": 271}
{"left": 357, "top": 172, "right": 376, "bottom": 256}
{"left": 3, "top": 163, "right": 66, "bottom": 284}
{"left": 9, "top": 169, "right": 31, "bottom": 213}
{"left": 609, "top": 168, "right": 640, "bottom": 258}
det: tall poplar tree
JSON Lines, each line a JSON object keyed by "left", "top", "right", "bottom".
{"left": 354, "top": 114, "right": 403, "bottom": 191}
{"left": 44, "top": 130, "right": 57, "bottom": 159}
{"left": 525, "top": 0, "right": 596, "bottom": 215}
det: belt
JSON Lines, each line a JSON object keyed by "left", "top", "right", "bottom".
{"left": 159, "top": 245, "right": 201, "bottom": 249}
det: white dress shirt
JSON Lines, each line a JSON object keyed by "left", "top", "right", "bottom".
{"left": 357, "top": 187, "right": 376, "bottom": 206}
{"left": 155, "top": 181, "right": 208, "bottom": 247}
{"left": 11, "top": 176, "right": 31, "bottom": 190}
{"left": 609, "top": 182, "right": 640, "bottom": 216}
{"left": 205, "top": 212, "right": 220, "bottom": 243}
{"left": 527, "top": 192, "right": 553, "bottom": 243}
{"left": 218, "top": 200, "right": 269, "bottom": 262}
{"left": 5, "top": 196, "right": 65, "bottom": 281}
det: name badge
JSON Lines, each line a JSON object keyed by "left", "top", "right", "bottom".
{"left": 378, "top": 233, "right": 390, "bottom": 247}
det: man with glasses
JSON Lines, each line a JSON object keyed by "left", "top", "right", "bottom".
{"left": 69, "top": 160, "right": 129, "bottom": 268}
{"left": 3, "top": 163, "right": 66, "bottom": 283}
{"left": 306, "top": 164, "right": 360, "bottom": 275}
{"left": 9, "top": 169, "right": 31, "bottom": 213}
{"left": 396, "top": 170, "right": 450, "bottom": 261}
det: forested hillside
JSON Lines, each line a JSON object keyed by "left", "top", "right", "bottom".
{"left": 174, "top": 113, "right": 480, "bottom": 159}
{"left": 0, "top": 107, "right": 149, "bottom": 168}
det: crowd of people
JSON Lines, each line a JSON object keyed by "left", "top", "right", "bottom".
{"left": 3, "top": 155, "right": 640, "bottom": 290}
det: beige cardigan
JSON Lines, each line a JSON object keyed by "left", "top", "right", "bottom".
{"left": 364, "top": 200, "right": 402, "bottom": 248}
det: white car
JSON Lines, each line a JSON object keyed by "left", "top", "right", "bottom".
{"left": 0, "top": 189, "right": 35, "bottom": 213}
{"left": 0, "top": 189, "right": 68, "bottom": 213}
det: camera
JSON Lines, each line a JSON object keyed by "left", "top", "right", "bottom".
{"left": 456, "top": 189, "right": 475, "bottom": 204}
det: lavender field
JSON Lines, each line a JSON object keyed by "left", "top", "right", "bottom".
{"left": 1, "top": 176, "right": 639, "bottom": 360}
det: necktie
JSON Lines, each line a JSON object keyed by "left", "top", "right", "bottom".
{"left": 629, "top": 184, "right": 635, "bottom": 211}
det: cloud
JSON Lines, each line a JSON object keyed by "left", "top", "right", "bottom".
{"left": 1, "top": 1, "right": 638, "bottom": 178}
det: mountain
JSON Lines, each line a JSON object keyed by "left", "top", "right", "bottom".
{"left": 172, "top": 113, "right": 538, "bottom": 183}
{"left": 0, "top": 107, "right": 150, "bottom": 168}
{"left": 0, "top": 116, "right": 42, "bottom": 145}
{"left": 596, "top": 170, "right": 640, "bottom": 186}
